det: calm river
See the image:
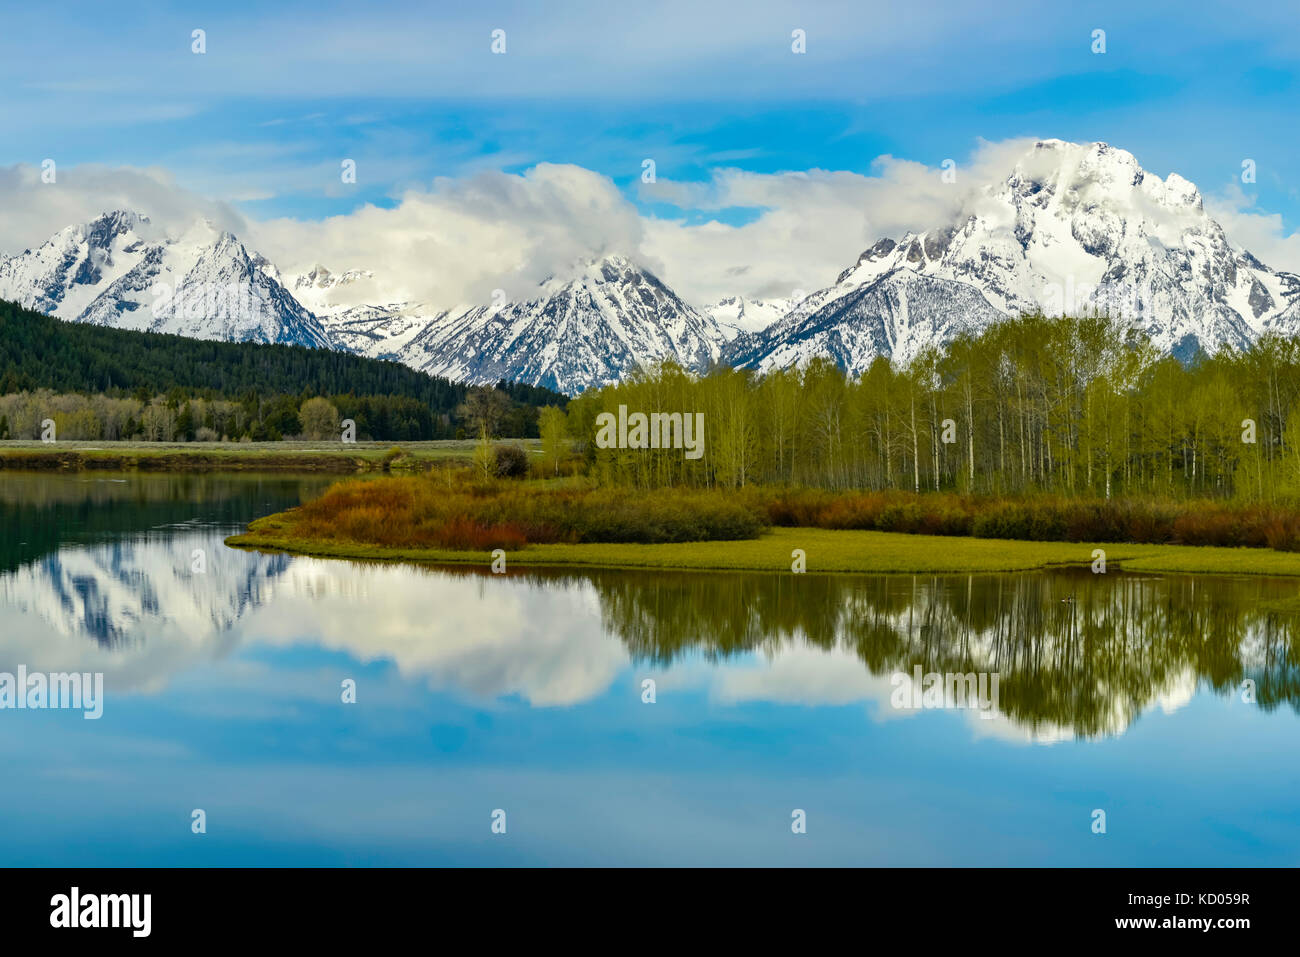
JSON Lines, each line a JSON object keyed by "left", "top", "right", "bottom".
{"left": 1, "top": 472, "right": 1297, "bottom": 865}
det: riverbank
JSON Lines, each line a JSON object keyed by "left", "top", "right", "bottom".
{"left": 226, "top": 521, "right": 1300, "bottom": 577}
{"left": 0, "top": 439, "right": 509, "bottom": 472}
{"left": 220, "top": 472, "right": 1300, "bottom": 576}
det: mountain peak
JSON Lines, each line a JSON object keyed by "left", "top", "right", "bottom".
{"left": 536, "top": 253, "right": 654, "bottom": 294}
{"left": 739, "top": 139, "right": 1295, "bottom": 376}
{"left": 78, "top": 209, "right": 146, "bottom": 247}
{"left": 0, "top": 212, "right": 331, "bottom": 349}
{"left": 400, "top": 251, "right": 720, "bottom": 393}
{"left": 998, "top": 139, "right": 1210, "bottom": 220}
{"left": 1161, "top": 172, "right": 1203, "bottom": 209}
{"left": 300, "top": 263, "right": 333, "bottom": 285}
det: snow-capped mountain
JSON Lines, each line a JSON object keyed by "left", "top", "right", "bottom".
{"left": 393, "top": 255, "right": 725, "bottom": 393}
{"left": 0, "top": 210, "right": 331, "bottom": 348}
{"left": 287, "top": 264, "right": 435, "bottom": 359}
{"left": 292, "top": 263, "right": 375, "bottom": 301}
{"left": 704, "top": 295, "right": 791, "bottom": 341}
{"left": 731, "top": 140, "right": 1300, "bottom": 374}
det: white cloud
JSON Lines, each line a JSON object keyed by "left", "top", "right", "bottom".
{"left": 0, "top": 163, "right": 244, "bottom": 256}
{"left": 247, "top": 163, "right": 648, "bottom": 309}
{"left": 1205, "top": 183, "right": 1300, "bottom": 274}
{"left": 245, "top": 559, "right": 630, "bottom": 708}
{"left": 6, "top": 137, "right": 1300, "bottom": 314}
{"left": 253, "top": 141, "right": 1036, "bottom": 311}
{"left": 639, "top": 137, "right": 1037, "bottom": 304}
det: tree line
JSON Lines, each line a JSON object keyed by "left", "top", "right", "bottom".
{"left": 0, "top": 298, "right": 565, "bottom": 440}
{"left": 563, "top": 313, "right": 1300, "bottom": 500}
{"left": 0, "top": 386, "right": 562, "bottom": 442}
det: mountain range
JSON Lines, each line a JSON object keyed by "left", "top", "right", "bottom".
{"left": 3, "top": 139, "right": 1297, "bottom": 393}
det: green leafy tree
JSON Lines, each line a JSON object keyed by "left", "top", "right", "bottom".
{"left": 299, "top": 397, "right": 341, "bottom": 440}
{"left": 538, "top": 405, "right": 568, "bottom": 476}
{"left": 472, "top": 425, "right": 494, "bottom": 480}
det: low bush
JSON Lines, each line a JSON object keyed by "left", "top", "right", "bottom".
{"left": 492, "top": 443, "right": 529, "bottom": 479}
{"left": 286, "top": 477, "right": 767, "bottom": 550}
{"left": 275, "top": 478, "right": 1300, "bottom": 554}
{"left": 758, "top": 488, "right": 1300, "bottom": 551}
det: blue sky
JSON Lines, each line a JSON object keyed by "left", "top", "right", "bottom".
{"left": 3, "top": 0, "right": 1300, "bottom": 304}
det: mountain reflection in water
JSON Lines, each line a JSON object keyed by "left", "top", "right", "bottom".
{"left": 2, "top": 516, "right": 1297, "bottom": 741}
{"left": 4, "top": 472, "right": 1300, "bottom": 866}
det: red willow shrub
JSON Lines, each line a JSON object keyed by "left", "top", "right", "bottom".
{"left": 283, "top": 477, "right": 1300, "bottom": 553}
{"left": 286, "top": 476, "right": 766, "bottom": 550}
{"left": 759, "top": 488, "right": 1300, "bottom": 551}
{"left": 433, "top": 516, "right": 529, "bottom": 550}
{"left": 1263, "top": 515, "right": 1300, "bottom": 551}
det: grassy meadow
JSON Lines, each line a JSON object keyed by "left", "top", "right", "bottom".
{"left": 0, "top": 439, "right": 507, "bottom": 472}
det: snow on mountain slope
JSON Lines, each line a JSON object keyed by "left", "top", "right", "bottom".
{"left": 727, "top": 269, "right": 1007, "bottom": 372}
{"left": 0, "top": 529, "right": 288, "bottom": 650}
{"left": 320, "top": 304, "right": 449, "bottom": 361}
{"left": 396, "top": 255, "right": 726, "bottom": 393}
{"left": 704, "top": 295, "right": 791, "bottom": 341}
{"left": 287, "top": 264, "right": 442, "bottom": 359}
{"left": 735, "top": 139, "right": 1300, "bottom": 374}
{"left": 0, "top": 211, "right": 331, "bottom": 348}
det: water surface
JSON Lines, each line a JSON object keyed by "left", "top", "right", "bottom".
{"left": 1, "top": 472, "right": 1297, "bottom": 865}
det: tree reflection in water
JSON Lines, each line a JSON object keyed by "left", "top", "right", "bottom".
{"left": 566, "top": 566, "right": 1300, "bottom": 738}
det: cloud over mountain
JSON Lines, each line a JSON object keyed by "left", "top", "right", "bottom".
{"left": 7, "top": 137, "right": 1300, "bottom": 318}
{"left": 248, "top": 163, "right": 650, "bottom": 313}
{"left": 9, "top": 139, "right": 1300, "bottom": 391}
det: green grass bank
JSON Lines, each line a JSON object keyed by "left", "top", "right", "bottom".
{"left": 227, "top": 522, "right": 1300, "bottom": 577}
